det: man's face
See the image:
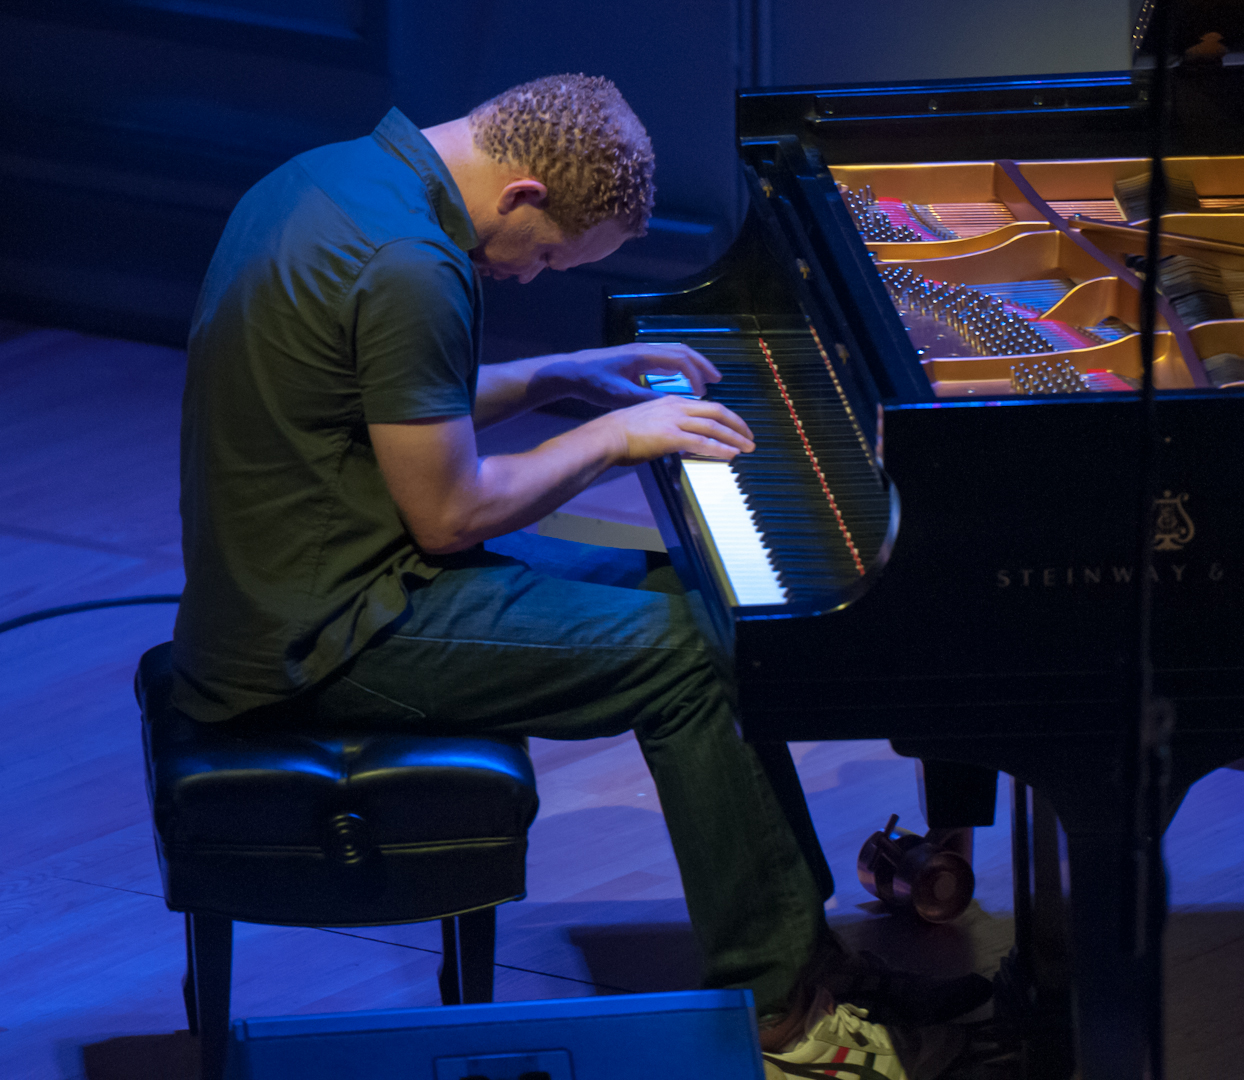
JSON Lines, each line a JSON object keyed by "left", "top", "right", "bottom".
{"left": 472, "top": 211, "right": 631, "bottom": 284}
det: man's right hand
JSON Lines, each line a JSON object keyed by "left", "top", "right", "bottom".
{"left": 371, "top": 395, "right": 754, "bottom": 554}
{"left": 588, "top": 394, "right": 755, "bottom": 466}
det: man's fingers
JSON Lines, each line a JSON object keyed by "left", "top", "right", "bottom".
{"left": 633, "top": 343, "right": 720, "bottom": 395}
{"left": 590, "top": 376, "right": 661, "bottom": 406}
{"left": 667, "top": 346, "right": 720, "bottom": 396}
{"left": 681, "top": 436, "right": 743, "bottom": 460}
{"left": 599, "top": 393, "right": 758, "bottom": 466}
{"left": 674, "top": 398, "right": 753, "bottom": 443}
{"left": 675, "top": 415, "right": 755, "bottom": 454}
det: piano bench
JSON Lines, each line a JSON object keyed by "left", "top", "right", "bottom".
{"left": 134, "top": 642, "right": 540, "bottom": 1080}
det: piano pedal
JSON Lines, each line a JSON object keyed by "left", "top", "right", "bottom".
{"left": 857, "top": 815, "right": 975, "bottom": 924}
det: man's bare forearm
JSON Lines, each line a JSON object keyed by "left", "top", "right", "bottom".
{"left": 376, "top": 414, "right": 621, "bottom": 554}
{"left": 372, "top": 394, "right": 754, "bottom": 555}
{"left": 472, "top": 356, "right": 571, "bottom": 430}
{"left": 446, "top": 423, "right": 621, "bottom": 548}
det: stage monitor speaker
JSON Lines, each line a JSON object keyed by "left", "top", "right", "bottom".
{"left": 225, "top": 989, "right": 764, "bottom": 1080}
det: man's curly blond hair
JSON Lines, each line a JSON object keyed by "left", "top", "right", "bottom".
{"left": 468, "top": 74, "right": 655, "bottom": 238}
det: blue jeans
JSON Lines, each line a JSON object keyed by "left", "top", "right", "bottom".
{"left": 312, "top": 534, "right": 830, "bottom": 1016}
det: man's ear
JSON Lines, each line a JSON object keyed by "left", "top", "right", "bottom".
{"left": 496, "top": 178, "right": 548, "bottom": 215}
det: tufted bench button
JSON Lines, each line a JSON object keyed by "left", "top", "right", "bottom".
{"left": 324, "top": 812, "right": 372, "bottom": 865}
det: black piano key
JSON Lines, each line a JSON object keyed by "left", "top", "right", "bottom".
{"left": 748, "top": 513, "right": 865, "bottom": 531}
{"left": 775, "top": 559, "right": 852, "bottom": 575}
{"left": 739, "top": 475, "right": 879, "bottom": 502}
{"left": 766, "top": 537, "right": 871, "bottom": 559}
{"left": 646, "top": 327, "right": 893, "bottom": 598}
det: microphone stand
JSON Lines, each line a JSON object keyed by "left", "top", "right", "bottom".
{"left": 1127, "top": 0, "right": 1175, "bottom": 1075}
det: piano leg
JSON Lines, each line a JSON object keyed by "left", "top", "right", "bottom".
{"left": 752, "top": 742, "right": 836, "bottom": 904}
{"left": 892, "top": 738, "right": 1146, "bottom": 1078}
{"left": 889, "top": 730, "right": 1244, "bottom": 1080}
{"left": 1062, "top": 824, "right": 1152, "bottom": 1080}
{"left": 991, "top": 778, "right": 1150, "bottom": 1080}
{"left": 1000, "top": 780, "right": 1074, "bottom": 1080}
{"left": 1052, "top": 733, "right": 1244, "bottom": 1080}
{"left": 917, "top": 759, "right": 998, "bottom": 879}
{"left": 917, "top": 759, "right": 998, "bottom": 829}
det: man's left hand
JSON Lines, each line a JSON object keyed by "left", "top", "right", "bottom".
{"left": 531, "top": 343, "right": 721, "bottom": 409}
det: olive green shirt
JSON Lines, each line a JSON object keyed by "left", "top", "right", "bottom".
{"left": 173, "top": 108, "right": 481, "bottom": 722}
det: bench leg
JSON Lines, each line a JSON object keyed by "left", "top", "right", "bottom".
{"left": 458, "top": 907, "right": 496, "bottom": 1004}
{"left": 439, "top": 908, "right": 497, "bottom": 1006}
{"left": 186, "top": 913, "right": 233, "bottom": 1080}
{"left": 439, "top": 916, "right": 461, "bottom": 1006}
{"left": 182, "top": 913, "right": 199, "bottom": 1035}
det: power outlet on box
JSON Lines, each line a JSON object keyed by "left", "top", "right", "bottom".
{"left": 434, "top": 1049, "right": 573, "bottom": 1080}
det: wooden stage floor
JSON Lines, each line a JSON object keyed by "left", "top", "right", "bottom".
{"left": 1, "top": 322, "right": 1241, "bottom": 1079}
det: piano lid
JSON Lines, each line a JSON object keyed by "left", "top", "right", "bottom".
{"left": 1132, "top": 0, "right": 1244, "bottom": 64}
{"left": 737, "top": 65, "right": 1244, "bottom": 166}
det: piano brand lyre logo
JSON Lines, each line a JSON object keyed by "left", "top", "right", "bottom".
{"left": 1153, "top": 491, "right": 1195, "bottom": 552}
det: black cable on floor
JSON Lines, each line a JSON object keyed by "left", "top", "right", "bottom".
{"left": 0, "top": 594, "right": 182, "bottom": 635}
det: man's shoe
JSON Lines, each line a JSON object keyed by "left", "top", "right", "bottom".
{"left": 762, "top": 1001, "right": 972, "bottom": 1080}
{"left": 762, "top": 1001, "right": 912, "bottom": 1080}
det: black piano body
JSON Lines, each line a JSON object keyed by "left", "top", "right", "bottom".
{"left": 606, "top": 66, "right": 1244, "bottom": 1079}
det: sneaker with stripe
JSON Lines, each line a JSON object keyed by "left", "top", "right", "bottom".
{"left": 762, "top": 1001, "right": 908, "bottom": 1080}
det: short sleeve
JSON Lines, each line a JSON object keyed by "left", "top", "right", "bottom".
{"left": 347, "top": 238, "right": 479, "bottom": 423}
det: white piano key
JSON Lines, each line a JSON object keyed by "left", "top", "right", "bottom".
{"left": 681, "top": 459, "right": 788, "bottom": 607}
{"left": 643, "top": 371, "right": 698, "bottom": 396}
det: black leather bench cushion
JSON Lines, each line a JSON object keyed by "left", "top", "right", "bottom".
{"left": 136, "top": 643, "right": 539, "bottom": 926}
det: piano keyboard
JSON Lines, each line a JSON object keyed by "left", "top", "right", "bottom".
{"left": 640, "top": 321, "right": 892, "bottom": 607}
{"left": 680, "top": 459, "right": 787, "bottom": 606}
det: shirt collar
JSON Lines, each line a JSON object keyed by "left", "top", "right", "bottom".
{"left": 371, "top": 107, "right": 479, "bottom": 252}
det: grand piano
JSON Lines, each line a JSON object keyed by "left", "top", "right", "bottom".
{"left": 605, "top": 63, "right": 1244, "bottom": 1080}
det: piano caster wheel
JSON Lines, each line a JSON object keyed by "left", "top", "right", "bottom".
{"left": 858, "top": 814, "right": 975, "bottom": 924}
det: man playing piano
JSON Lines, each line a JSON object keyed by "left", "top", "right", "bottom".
{"left": 174, "top": 74, "right": 988, "bottom": 1078}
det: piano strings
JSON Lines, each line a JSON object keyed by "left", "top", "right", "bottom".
{"left": 838, "top": 156, "right": 1244, "bottom": 396}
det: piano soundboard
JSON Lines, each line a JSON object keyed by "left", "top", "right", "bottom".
{"left": 835, "top": 155, "right": 1244, "bottom": 398}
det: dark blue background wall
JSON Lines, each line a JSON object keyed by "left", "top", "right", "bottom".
{"left": 0, "top": 0, "right": 1132, "bottom": 353}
